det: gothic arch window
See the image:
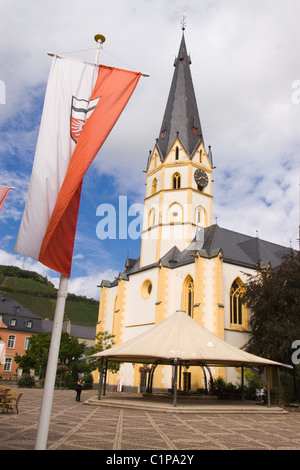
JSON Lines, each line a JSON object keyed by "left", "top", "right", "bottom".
{"left": 183, "top": 275, "right": 194, "bottom": 317}
{"left": 172, "top": 172, "right": 181, "bottom": 189}
{"left": 151, "top": 178, "right": 157, "bottom": 195}
{"left": 230, "top": 278, "right": 247, "bottom": 328}
{"left": 194, "top": 205, "right": 207, "bottom": 227}
{"left": 148, "top": 207, "right": 156, "bottom": 227}
{"left": 168, "top": 202, "right": 183, "bottom": 223}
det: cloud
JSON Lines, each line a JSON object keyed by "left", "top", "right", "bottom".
{"left": 0, "top": 0, "right": 299, "bottom": 298}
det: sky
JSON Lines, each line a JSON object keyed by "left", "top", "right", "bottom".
{"left": 0, "top": 0, "right": 299, "bottom": 300}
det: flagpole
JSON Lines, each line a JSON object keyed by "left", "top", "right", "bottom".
{"left": 35, "top": 34, "right": 105, "bottom": 451}
{"left": 35, "top": 273, "right": 69, "bottom": 450}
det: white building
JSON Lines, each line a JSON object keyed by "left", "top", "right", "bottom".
{"left": 95, "top": 31, "right": 292, "bottom": 392}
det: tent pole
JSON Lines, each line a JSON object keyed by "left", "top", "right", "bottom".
{"left": 98, "top": 357, "right": 104, "bottom": 400}
{"left": 103, "top": 358, "right": 108, "bottom": 396}
{"left": 173, "top": 358, "right": 178, "bottom": 407}
{"left": 241, "top": 365, "right": 245, "bottom": 400}
{"left": 266, "top": 366, "right": 271, "bottom": 408}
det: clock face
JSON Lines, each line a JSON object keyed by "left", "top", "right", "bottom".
{"left": 194, "top": 169, "right": 208, "bottom": 188}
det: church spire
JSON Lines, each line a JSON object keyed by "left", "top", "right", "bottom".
{"left": 156, "top": 31, "right": 204, "bottom": 160}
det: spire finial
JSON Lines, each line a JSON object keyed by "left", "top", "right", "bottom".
{"left": 181, "top": 12, "right": 187, "bottom": 31}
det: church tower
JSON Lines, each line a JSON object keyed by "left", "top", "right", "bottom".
{"left": 140, "top": 32, "right": 213, "bottom": 267}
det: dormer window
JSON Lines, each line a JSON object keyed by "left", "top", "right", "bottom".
{"left": 161, "top": 130, "right": 166, "bottom": 139}
{"left": 9, "top": 318, "right": 16, "bottom": 327}
{"left": 175, "top": 146, "right": 179, "bottom": 160}
{"left": 25, "top": 320, "right": 33, "bottom": 329}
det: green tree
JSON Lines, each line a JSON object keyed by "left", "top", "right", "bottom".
{"left": 89, "top": 330, "right": 120, "bottom": 373}
{"left": 15, "top": 331, "right": 86, "bottom": 379}
{"left": 242, "top": 250, "right": 300, "bottom": 366}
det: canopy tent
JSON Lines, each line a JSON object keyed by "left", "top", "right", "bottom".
{"left": 91, "top": 310, "right": 291, "bottom": 407}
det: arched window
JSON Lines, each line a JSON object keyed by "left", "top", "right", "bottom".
{"left": 175, "top": 146, "right": 179, "bottom": 160}
{"left": 148, "top": 208, "right": 156, "bottom": 227}
{"left": 230, "top": 278, "right": 247, "bottom": 328}
{"left": 173, "top": 172, "right": 181, "bottom": 189}
{"left": 151, "top": 178, "right": 157, "bottom": 195}
{"left": 183, "top": 275, "right": 194, "bottom": 318}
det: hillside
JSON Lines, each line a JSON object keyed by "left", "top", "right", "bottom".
{"left": 0, "top": 265, "right": 99, "bottom": 327}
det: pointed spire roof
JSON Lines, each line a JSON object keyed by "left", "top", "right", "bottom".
{"left": 156, "top": 32, "right": 204, "bottom": 160}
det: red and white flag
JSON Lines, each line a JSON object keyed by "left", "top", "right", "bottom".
{"left": 14, "top": 56, "right": 141, "bottom": 276}
{"left": 0, "top": 186, "right": 12, "bottom": 213}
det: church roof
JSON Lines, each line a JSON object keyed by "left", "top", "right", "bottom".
{"left": 123, "top": 225, "right": 294, "bottom": 278}
{"left": 156, "top": 32, "right": 204, "bottom": 160}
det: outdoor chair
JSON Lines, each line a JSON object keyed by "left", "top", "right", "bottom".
{"left": 3, "top": 392, "right": 22, "bottom": 414}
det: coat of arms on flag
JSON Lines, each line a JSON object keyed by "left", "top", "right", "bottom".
{"left": 70, "top": 96, "right": 100, "bottom": 143}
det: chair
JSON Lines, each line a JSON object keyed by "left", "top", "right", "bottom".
{"left": 3, "top": 392, "right": 22, "bottom": 414}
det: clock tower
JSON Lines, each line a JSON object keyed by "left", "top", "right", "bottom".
{"left": 140, "top": 32, "right": 213, "bottom": 267}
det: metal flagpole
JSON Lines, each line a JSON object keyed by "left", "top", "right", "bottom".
{"left": 35, "top": 34, "right": 106, "bottom": 450}
{"left": 35, "top": 273, "right": 69, "bottom": 449}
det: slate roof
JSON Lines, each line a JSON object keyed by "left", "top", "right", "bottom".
{"left": 156, "top": 32, "right": 205, "bottom": 161}
{"left": 121, "top": 224, "right": 294, "bottom": 278}
{"left": 0, "top": 295, "right": 42, "bottom": 333}
{"left": 42, "top": 320, "right": 96, "bottom": 340}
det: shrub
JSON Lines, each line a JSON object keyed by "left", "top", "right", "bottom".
{"left": 17, "top": 373, "right": 35, "bottom": 388}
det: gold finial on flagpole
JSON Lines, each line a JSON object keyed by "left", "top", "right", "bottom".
{"left": 94, "top": 34, "right": 106, "bottom": 64}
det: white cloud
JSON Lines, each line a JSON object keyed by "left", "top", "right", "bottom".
{"left": 0, "top": 0, "right": 299, "bottom": 297}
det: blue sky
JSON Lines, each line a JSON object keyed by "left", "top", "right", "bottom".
{"left": 0, "top": 0, "right": 300, "bottom": 299}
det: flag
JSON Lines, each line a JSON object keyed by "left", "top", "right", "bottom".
{"left": 15, "top": 56, "right": 141, "bottom": 276}
{"left": 0, "top": 186, "right": 11, "bottom": 213}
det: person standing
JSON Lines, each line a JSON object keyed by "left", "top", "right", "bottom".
{"left": 75, "top": 378, "right": 84, "bottom": 402}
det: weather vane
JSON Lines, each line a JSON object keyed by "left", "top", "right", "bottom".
{"left": 181, "top": 12, "right": 187, "bottom": 31}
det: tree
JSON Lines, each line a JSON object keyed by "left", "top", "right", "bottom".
{"left": 89, "top": 330, "right": 120, "bottom": 373}
{"left": 242, "top": 250, "right": 300, "bottom": 366}
{"left": 15, "top": 331, "right": 86, "bottom": 379}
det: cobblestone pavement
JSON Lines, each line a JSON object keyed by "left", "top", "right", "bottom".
{"left": 1, "top": 388, "right": 300, "bottom": 451}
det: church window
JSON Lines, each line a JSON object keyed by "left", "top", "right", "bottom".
{"left": 175, "top": 146, "right": 179, "bottom": 160}
{"left": 151, "top": 178, "right": 157, "bottom": 195}
{"left": 161, "top": 130, "right": 166, "bottom": 139}
{"left": 173, "top": 172, "right": 181, "bottom": 189}
{"left": 199, "top": 149, "right": 202, "bottom": 163}
{"left": 141, "top": 279, "right": 153, "bottom": 299}
{"left": 183, "top": 275, "right": 194, "bottom": 318}
{"left": 230, "top": 278, "right": 247, "bottom": 328}
{"left": 148, "top": 208, "right": 156, "bottom": 227}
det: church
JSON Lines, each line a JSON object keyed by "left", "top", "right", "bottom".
{"left": 95, "top": 31, "right": 292, "bottom": 392}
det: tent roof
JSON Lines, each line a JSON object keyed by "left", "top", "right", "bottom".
{"left": 91, "top": 310, "right": 289, "bottom": 368}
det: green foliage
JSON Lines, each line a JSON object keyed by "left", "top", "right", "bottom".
{"left": 89, "top": 330, "right": 120, "bottom": 374}
{"left": 0, "top": 264, "right": 99, "bottom": 326}
{"left": 17, "top": 373, "right": 35, "bottom": 388}
{"left": 15, "top": 331, "right": 86, "bottom": 380}
{"left": 242, "top": 251, "right": 300, "bottom": 365}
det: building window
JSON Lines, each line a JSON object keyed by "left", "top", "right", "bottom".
{"left": 172, "top": 172, "right": 181, "bottom": 189}
{"left": 141, "top": 279, "right": 153, "bottom": 299}
{"left": 3, "top": 358, "right": 12, "bottom": 372}
{"left": 175, "top": 146, "right": 179, "bottom": 160}
{"left": 25, "top": 320, "right": 33, "bottom": 329}
{"left": 9, "top": 318, "right": 16, "bottom": 326}
{"left": 7, "top": 335, "right": 16, "bottom": 349}
{"left": 24, "top": 337, "right": 30, "bottom": 350}
{"left": 183, "top": 275, "right": 194, "bottom": 318}
{"left": 151, "top": 178, "right": 157, "bottom": 195}
{"left": 230, "top": 278, "right": 247, "bottom": 328}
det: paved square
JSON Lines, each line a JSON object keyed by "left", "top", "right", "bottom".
{"left": 1, "top": 388, "right": 300, "bottom": 451}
